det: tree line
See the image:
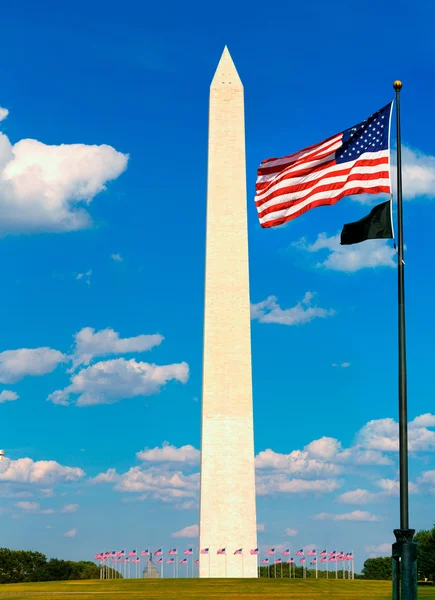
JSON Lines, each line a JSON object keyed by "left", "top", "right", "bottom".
{"left": 360, "top": 522, "right": 435, "bottom": 581}
{"left": 0, "top": 548, "right": 118, "bottom": 584}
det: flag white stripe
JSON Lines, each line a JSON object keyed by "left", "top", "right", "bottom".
{"left": 259, "top": 134, "right": 342, "bottom": 172}
{"left": 255, "top": 153, "right": 389, "bottom": 205}
{"left": 259, "top": 178, "right": 390, "bottom": 224}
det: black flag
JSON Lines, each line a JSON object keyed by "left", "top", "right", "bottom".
{"left": 340, "top": 200, "right": 393, "bottom": 245}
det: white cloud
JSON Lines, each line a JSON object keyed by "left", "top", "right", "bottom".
{"left": 356, "top": 416, "right": 435, "bottom": 452}
{"left": 255, "top": 448, "right": 341, "bottom": 477}
{"left": 410, "top": 413, "right": 435, "bottom": 428}
{"left": 256, "top": 474, "right": 340, "bottom": 496}
{"left": 295, "top": 233, "right": 396, "bottom": 272}
{"left": 337, "top": 489, "right": 379, "bottom": 504}
{"left": 64, "top": 528, "right": 77, "bottom": 537}
{"left": 0, "top": 107, "right": 8, "bottom": 121}
{"left": 61, "top": 503, "right": 79, "bottom": 513}
{"left": 337, "top": 479, "right": 418, "bottom": 505}
{"left": 0, "top": 390, "right": 19, "bottom": 403}
{"left": 76, "top": 270, "right": 92, "bottom": 285}
{"left": 115, "top": 466, "right": 199, "bottom": 498}
{"left": 39, "top": 488, "right": 54, "bottom": 498}
{"left": 89, "top": 468, "right": 120, "bottom": 485}
{"left": 14, "top": 501, "right": 54, "bottom": 515}
{"left": 0, "top": 130, "right": 128, "bottom": 234}
{"left": 137, "top": 442, "right": 199, "bottom": 465}
{"left": 314, "top": 510, "right": 382, "bottom": 522}
{"left": 172, "top": 524, "right": 198, "bottom": 538}
{"left": 305, "top": 437, "right": 342, "bottom": 460}
{"left": 332, "top": 362, "right": 350, "bottom": 368}
{"left": 285, "top": 528, "right": 298, "bottom": 536}
{"left": 418, "top": 470, "right": 435, "bottom": 491}
{"left": 364, "top": 543, "right": 391, "bottom": 554}
{"left": 69, "top": 327, "right": 164, "bottom": 371}
{"left": 111, "top": 253, "right": 123, "bottom": 262}
{"left": 251, "top": 292, "right": 335, "bottom": 326}
{"left": 47, "top": 357, "right": 189, "bottom": 406}
{"left": 0, "top": 457, "right": 84, "bottom": 485}
{"left": 0, "top": 348, "right": 66, "bottom": 383}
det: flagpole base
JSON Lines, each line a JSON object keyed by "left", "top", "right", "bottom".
{"left": 392, "top": 529, "right": 417, "bottom": 600}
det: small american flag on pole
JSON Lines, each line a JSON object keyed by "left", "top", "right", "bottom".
{"left": 261, "top": 559, "right": 269, "bottom": 564}
{"left": 217, "top": 548, "right": 226, "bottom": 555}
{"left": 116, "top": 558, "right": 121, "bottom": 563}
{"left": 154, "top": 549, "right": 163, "bottom": 556}
{"left": 168, "top": 549, "right": 177, "bottom": 555}
{"left": 274, "top": 559, "right": 282, "bottom": 564}
{"left": 308, "top": 550, "right": 316, "bottom": 557}
{"left": 320, "top": 550, "right": 327, "bottom": 557}
{"left": 296, "top": 549, "right": 304, "bottom": 556}
{"left": 117, "top": 550, "right": 125, "bottom": 557}
{"left": 156, "top": 558, "right": 163, "bottom": 564}
{"left": 167, "top": 558, "right": 175, "bottom": 564}
{"left": 184, "top": 548, "right": 193, "bottom": 555}
{"left": 321, "top": 558, "right": 327, "bottom": 563}
{"left": 180, "top": 558, "right": 188, "bottom": 564}
{"left": 234, "top": 548, "right": 242, "bottom": 555}
{"left": 255, "top": 103, "right": 393, "bottom": 228}
{"left": 200, "top": 548, "right": 209, "bottom": 555}
{"left": 194, "top": 559, "right": 199, "bottom": 565}
{"left": 250, "top": 548, "right": 259, "bottom": 555}
{"left": 282, "top": 549, "right": 290, "bottom": 557}
{"left": 300, "top": 558, "right": 306, "bottom": 563}
{"left": 267, "top": 548, "right": 275, "bottom": 555}
{"left": 132, "top": 558, "right": 140, "bottom": 563}
{"left": 288, "top": 558, "right": 294, "bottom": 564}
{"left": 128, "top": 550, "right": 136, "bottom": 557}
{"left": 141, "top": 550, "right": 149, "bottom": 557}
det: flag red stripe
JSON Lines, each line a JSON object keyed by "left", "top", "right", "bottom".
{"left": 256, "top": 157, "right": 389, "bottom": 208}
{"left": 259, "top": 133, "right": 341, "bottom": 169}
{"left": 258, "top": 138, "right": 342, "bottom": 177}
{"left": 260, "top": 185, "right": 391, "bottom": 228}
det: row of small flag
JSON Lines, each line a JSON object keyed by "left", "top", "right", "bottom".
{"left": 95, "top": 549, "right": 353, "bottom": 562}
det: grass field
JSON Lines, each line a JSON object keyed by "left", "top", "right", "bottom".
{"left": 0, "top": 579, "right": 434, "bottom": 600}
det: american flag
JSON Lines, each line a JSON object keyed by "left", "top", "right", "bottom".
{"left": 154, "top": 549, "right": 163, "bottom": 556}
{"left": 200, "top": 548, "right": 209, "bottom": 555}
{"left": 123, "top": 558, "right": 129, "bottom": 563}
{"left": 234, "top": 548, "right": 242, "bottom": 555}
{"left": 308, "top": 550, "right": 316, "bottom": 557}
{"left": 156, "top": 558, "right": 163, "bottom": 564}
{"left": 300, "top": 558, "right": 306, "bottom": 563}
{"left": 184, "top": 548, "right": 193, "bottom": 555}
{"left": 141, "top": 550, "right": 149, "bottom": 557}
{"left": 320, "top": 558, "right": 327, "bottom": 563}
{"left": 116, "top": 558, "right": 121, "bottom": 563}
{"left": 329, "top": 557, "right": 337, "bottom": 562}
{"left": 250, "top": 548, "right": 259, "bottom": 555}
{"left": 132, "top": 558, "right": 140, "bottom": 563}
{"left": 328, "top": 550, "right": 336, "bottom": 556}
{"left": 320, "top": 550, "right": 327, "bottom": 557}
{"left": 310, "top": 559, "right": 317, "bottom": 565}
{"left": 180, "top": 558, "right": 188, "bottom": 564}
{"left": 128, "top": 550, "right": 137, "bottom": 557}
{"left": 261, "top": 559, "right": 269, "bottom": 564}
{"left": 194, "top": 559, "right": 199, "bottom": 565}
{"left": 168, "top": 549, "right": 177, "bottom": 555}
{"left": 94, "top": 553, "right": 102, "bottom": 560}
{"left": 274, "top": 559, "right": 282, "bottom": 564}
{"left": 282, "top": 549, "right": 290, "bottom": 557}
{"left": 255, "top": 103, "right": 393, "bottom": 228}
{"left": 267, "top": 548, "right": 275, "bottom": 555}
{"left": 288, "top": 558, "right": 294, "bottom": 563}
{"left": 167, "top": 558, "right": 175, "bottom": 564}
{"left": 110, "top": 551, "right": 116, "bottom": 557}
{"left": 116, "top": 550, "right": 125, "bottom": 557}
{"left": 296, "top": 549, "right": 304, "bottom": 556}
{"left": 217, "top": 548, "right": 226, "bottom": 555}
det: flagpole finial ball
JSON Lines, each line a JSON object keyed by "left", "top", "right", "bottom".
{"left": 393, "top": 80, "right": 403, "bottom": 91}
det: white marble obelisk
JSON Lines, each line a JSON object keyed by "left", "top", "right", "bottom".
{"left": 199, "top": 47, "right": 257, "bottom": 579}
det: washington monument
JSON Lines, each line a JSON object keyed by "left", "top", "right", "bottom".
{"left": 199, "top": 47, "right": 257, "bottom": 578}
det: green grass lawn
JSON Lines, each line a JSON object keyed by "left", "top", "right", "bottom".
{"left": 0, "top": 579, "right": 434, "bottom": 600}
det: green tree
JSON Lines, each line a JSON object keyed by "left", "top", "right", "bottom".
{"left": 361, "top": 557, "right": 392, "bottom": 580}
{"left": 415, "top": 524, "right": 435, "bottom": 581}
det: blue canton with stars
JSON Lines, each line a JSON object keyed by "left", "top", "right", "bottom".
{"left": 335, "top": 103, "right": 393, "bottom": 164}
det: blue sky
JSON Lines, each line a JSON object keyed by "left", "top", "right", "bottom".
{"left": 0, "top": 0, "right": 435, "bottom": 574}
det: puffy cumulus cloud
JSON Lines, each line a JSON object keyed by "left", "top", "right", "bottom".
{"left": 89, "top": 468, "right": 120, "bottom": 485}
{"left": 0, "top": 130, "right": 128, "bottom": 234}
{"left": 418, "top": 470, "right": 435, "bottom": 491}
{"left": 337, "top": 489, "right": 379, "bottom": 505}
{"left": 115, "top": 466, "right": 199, "bottom": 499}
{"left": 136, "top": 442, "right": 200, "bottom": 465}
{"left": 64, "top": 528, "right": 77, "bottom": 537}
{"left": 337, "top": 480, "right": 418, "bottom": 505}
{"left": 251, "top": 292, "right": 335, "bottom": 326}
{"left": 256, "top": 474, "right": 340, "bottom": 496}
{"left": 0, "top": 390, "right": 19, "bottom": 403}
{"left": 60, "top": 503, "right": 79, "bottom": 513}
{"left": 0, "top": 348, "right": 66, "bottom": 384}
{"left": 294, "top": 233, "right": 396, "bottom": 272}
{"left": 334, "top": 448, "right": 394, "bottom": 466}
{"left": 0, "top": 457, "right": 84, "bottom": 485}
{"left": 364, "top": 543, "right": 391, "bottom": 553}
{"left": 111, "top": 253, "right": 123, "bottom": 262}
{"left": 305, "top": 437, "right": 342, "bottom": 460}
{"left": 0, "top": 107, "right": 8, "bottom": 121}
{"left": 69, "top": 327, "right": 164, "bottom": 371}
{"left": 47, "top": 358, "right": 189, "bottom": 406}
{"left": 255, "top": 448, "right": 342, "bottom": 477}
{"left": 285, "top": 528, "right": 298, "bottom": 536}
{"left": 314, "top": 510, "right": 382, "bottom": 522}
{"left": 356, "top": 415, "right": 435, "bottom": 452}
{"left": 172, "top": 524, "right": 198, "bottom": 538}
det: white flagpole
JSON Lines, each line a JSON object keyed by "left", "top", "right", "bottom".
{"left": 316, "top": 556, "right": 318, "bottom": 579}
{"left": 335, "top": 558, "right": 338, "bottom": 579}
{"left": 352, "top": 551, "right": 354, "bottom": 580}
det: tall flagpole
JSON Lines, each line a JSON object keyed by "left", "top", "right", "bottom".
{"left": 391, "top": 80, "right": 417, "bottom": 600}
